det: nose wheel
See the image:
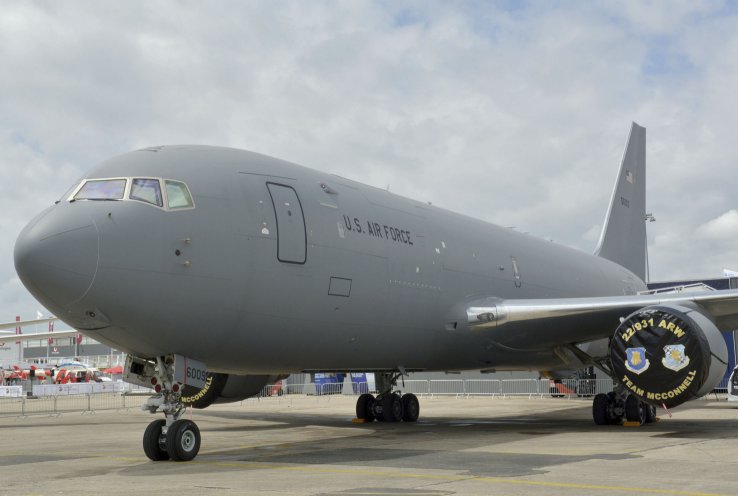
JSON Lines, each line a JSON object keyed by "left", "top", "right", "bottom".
{"left": 142, "top": 419, "right": 169, "bottom": 461}
{"left": 166, "top": 419, "right": 201, "bottom": 461}
{"left": 143, "top": 418, "right": 201, "bottom": 462}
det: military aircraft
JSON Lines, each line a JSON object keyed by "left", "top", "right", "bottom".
{"left": 13, "top": 123, "right": 738, "bottom": 462}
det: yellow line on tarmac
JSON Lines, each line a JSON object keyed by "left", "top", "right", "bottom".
{"left": 195, "top": 460, "right": 726, "bottom": 496}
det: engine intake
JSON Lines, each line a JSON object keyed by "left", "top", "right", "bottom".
{"left": 610, "top": 304, "right": 728, "bottom": 408}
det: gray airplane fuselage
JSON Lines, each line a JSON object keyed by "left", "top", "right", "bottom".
{"left": 16, "top": 146, "right": 645, "bottom": 375}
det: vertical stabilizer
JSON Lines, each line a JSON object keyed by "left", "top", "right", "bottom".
{"left": 594, "top": 122, "right": 646, "bottom": 280}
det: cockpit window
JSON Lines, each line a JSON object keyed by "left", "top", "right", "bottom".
{"left": 130, "top": 178, "right": 163, "bottom": 207}
{"left": 73, "top": 179, "right": 127, "bottom": 200}
{"left": 165, "top": 180, "right": 194, "bottom": 209}
{"left": 68, "top": 176, "right": 194, "bottom": 211}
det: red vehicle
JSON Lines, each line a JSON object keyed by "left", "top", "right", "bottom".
{"left": 264, "top": 380, "right": 284, "bottom": 396}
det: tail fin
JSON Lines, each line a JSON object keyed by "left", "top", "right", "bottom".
{"left": 594, "top": 122, "right": 646, "bottom": 280}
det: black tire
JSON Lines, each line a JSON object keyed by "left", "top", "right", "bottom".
{"left": 382, "top": 393, "right": 404, "bottom": 422}
{"left": 143, "top": 419, "right": 169, "bottom": 461}
{"left": 375, "top": 400, "right": 385, "bottom": 422}
{"left": 401, "top": 393, "right": 419, "bottom": 422}
{"left": 355, "top": 393, "right": 376, "bottom": 421}
{"left": 625, "top": 395, "right": 645, "bottom": 425}
{"left": 365, "top": 395, "right": 376, "bottom": 421}
{"left": 644, "top": 403, "right": 657, "bottom": 424}
{"left": 166, "top": 419, "right": 201, "bottom": 462}
{"left": 606, "top": 391, "right": 623, "bottom": 424}
{"left": 592, "top": 393, "right": 610, "bottom": 425}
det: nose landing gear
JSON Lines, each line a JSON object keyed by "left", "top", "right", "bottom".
{"left": 138, "top": 356, "right": 202, "bottom": 462}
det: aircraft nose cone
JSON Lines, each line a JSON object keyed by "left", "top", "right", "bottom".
{"left": 14, "top": 206, "right": 100, "bottom": 310}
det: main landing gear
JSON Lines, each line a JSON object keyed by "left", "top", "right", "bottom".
{"left": 562, "top": 347, "right": 657, "bottom": 427}
{"left": 592, "top": 387, "right": 657, "bottom": 426}
{"left": 140, "top": 357, "right": 201, "bottom": 462}
{"left": 354, "top": 372, "right": 420, "bottom": 422}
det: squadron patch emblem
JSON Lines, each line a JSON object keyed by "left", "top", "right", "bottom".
{"left": 662, "top": 344, "right": 690, "bottom": 372}
{"left": 625, "top": 347, "right": 650, "bottom": 375}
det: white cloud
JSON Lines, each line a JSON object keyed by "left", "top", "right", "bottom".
{"left": 3, "top": 1, "right": 738, "bottom": 319}
{"left": 697, "top": 210, "right": 738, "bottom": 239}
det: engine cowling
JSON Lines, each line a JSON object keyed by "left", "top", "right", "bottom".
{"left": 181, "top": 373, "right": 286, "bottom": 409}
{"left": 610, "top": 304, "right": 728, "bottom": 408}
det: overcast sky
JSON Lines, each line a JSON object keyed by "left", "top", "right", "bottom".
{"left": 2, "top": 1, "right": 738, "bottom": 322}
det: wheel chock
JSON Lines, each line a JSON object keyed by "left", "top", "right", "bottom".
{"left": 351, "top": 418, "right": 367, "bottom": 423}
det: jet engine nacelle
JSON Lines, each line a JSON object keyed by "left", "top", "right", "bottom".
{"left": 610, "top": 304, "right": 728, "bottom": 408}
{"left": 181, "top": 373, "right": 286, "bottom": 409}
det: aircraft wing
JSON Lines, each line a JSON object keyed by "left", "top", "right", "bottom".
{"left": 466, "top": 289, "right": 738, "bottom": 350}
{"left": 0, "top": 317, "right": 58, "bottom": 330}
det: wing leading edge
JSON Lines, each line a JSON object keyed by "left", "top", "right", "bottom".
{"left": 466, "top": 289, "right": 738, "bottom": 349}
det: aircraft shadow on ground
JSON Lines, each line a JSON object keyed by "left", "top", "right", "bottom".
{"left": 115, "top": 404, "right": 738, "bottom": 478}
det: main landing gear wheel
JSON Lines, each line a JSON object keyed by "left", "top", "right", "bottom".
{"left": 592, "top": 392, "right": 624, "bottom": 425}
{"left": 355, "top": 372, "right": 420, "bottom": 424}
{"left": 143, "top": 419, "right": 169, "bottom": 461}
{"left": 355, "top": 393, "right": 376, "bottom": 421}
{"left": 644, "top": 403, "right": 657, "bottom": 424}
{"left": 353, "top": 393, "right": 419, "bottom": 423}
{"left": 625, "top": 394, "right": 646, "bottom": 425}
{"left": 401, "top": 393, "right": 419, "bottom": 422}
{"left": 592, "top": 393, "right": 611, "bottom": 426}
{"left": 166, "top": 419, "right": 201, "bottom": 462}
{"left": 382, "top": 393, "right": 404, "bottom": 422}
{"left": 592, "top": 388, "right": 655, "bottom": 427}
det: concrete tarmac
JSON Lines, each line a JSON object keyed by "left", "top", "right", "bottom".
{"left": 0, "top": 395, "right": 737, "bottom": 496}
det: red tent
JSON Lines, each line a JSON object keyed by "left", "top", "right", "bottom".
{"left": 104, "top": 365, "right": 123, "bottom": 375}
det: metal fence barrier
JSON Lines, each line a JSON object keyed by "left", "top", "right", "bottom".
{"left": 1, "top": 378, "right": 729, "bottom": 418}
{"left": 464, "top": 379, "right": 501, "bottom": 396}
{"left": 399, "top": 380, "right": 430, "bottom": 395}
{"left": 254, "top": 378, "right": 735, "bottom": 400}
{"left": 0, "top": 393, "right": 150, "bottom": 418}
{"left": 254, "top": 378, "right": 614, "bottom": 399}
{"left": 427, "top": 380, "right": 464, "bottom": 396}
